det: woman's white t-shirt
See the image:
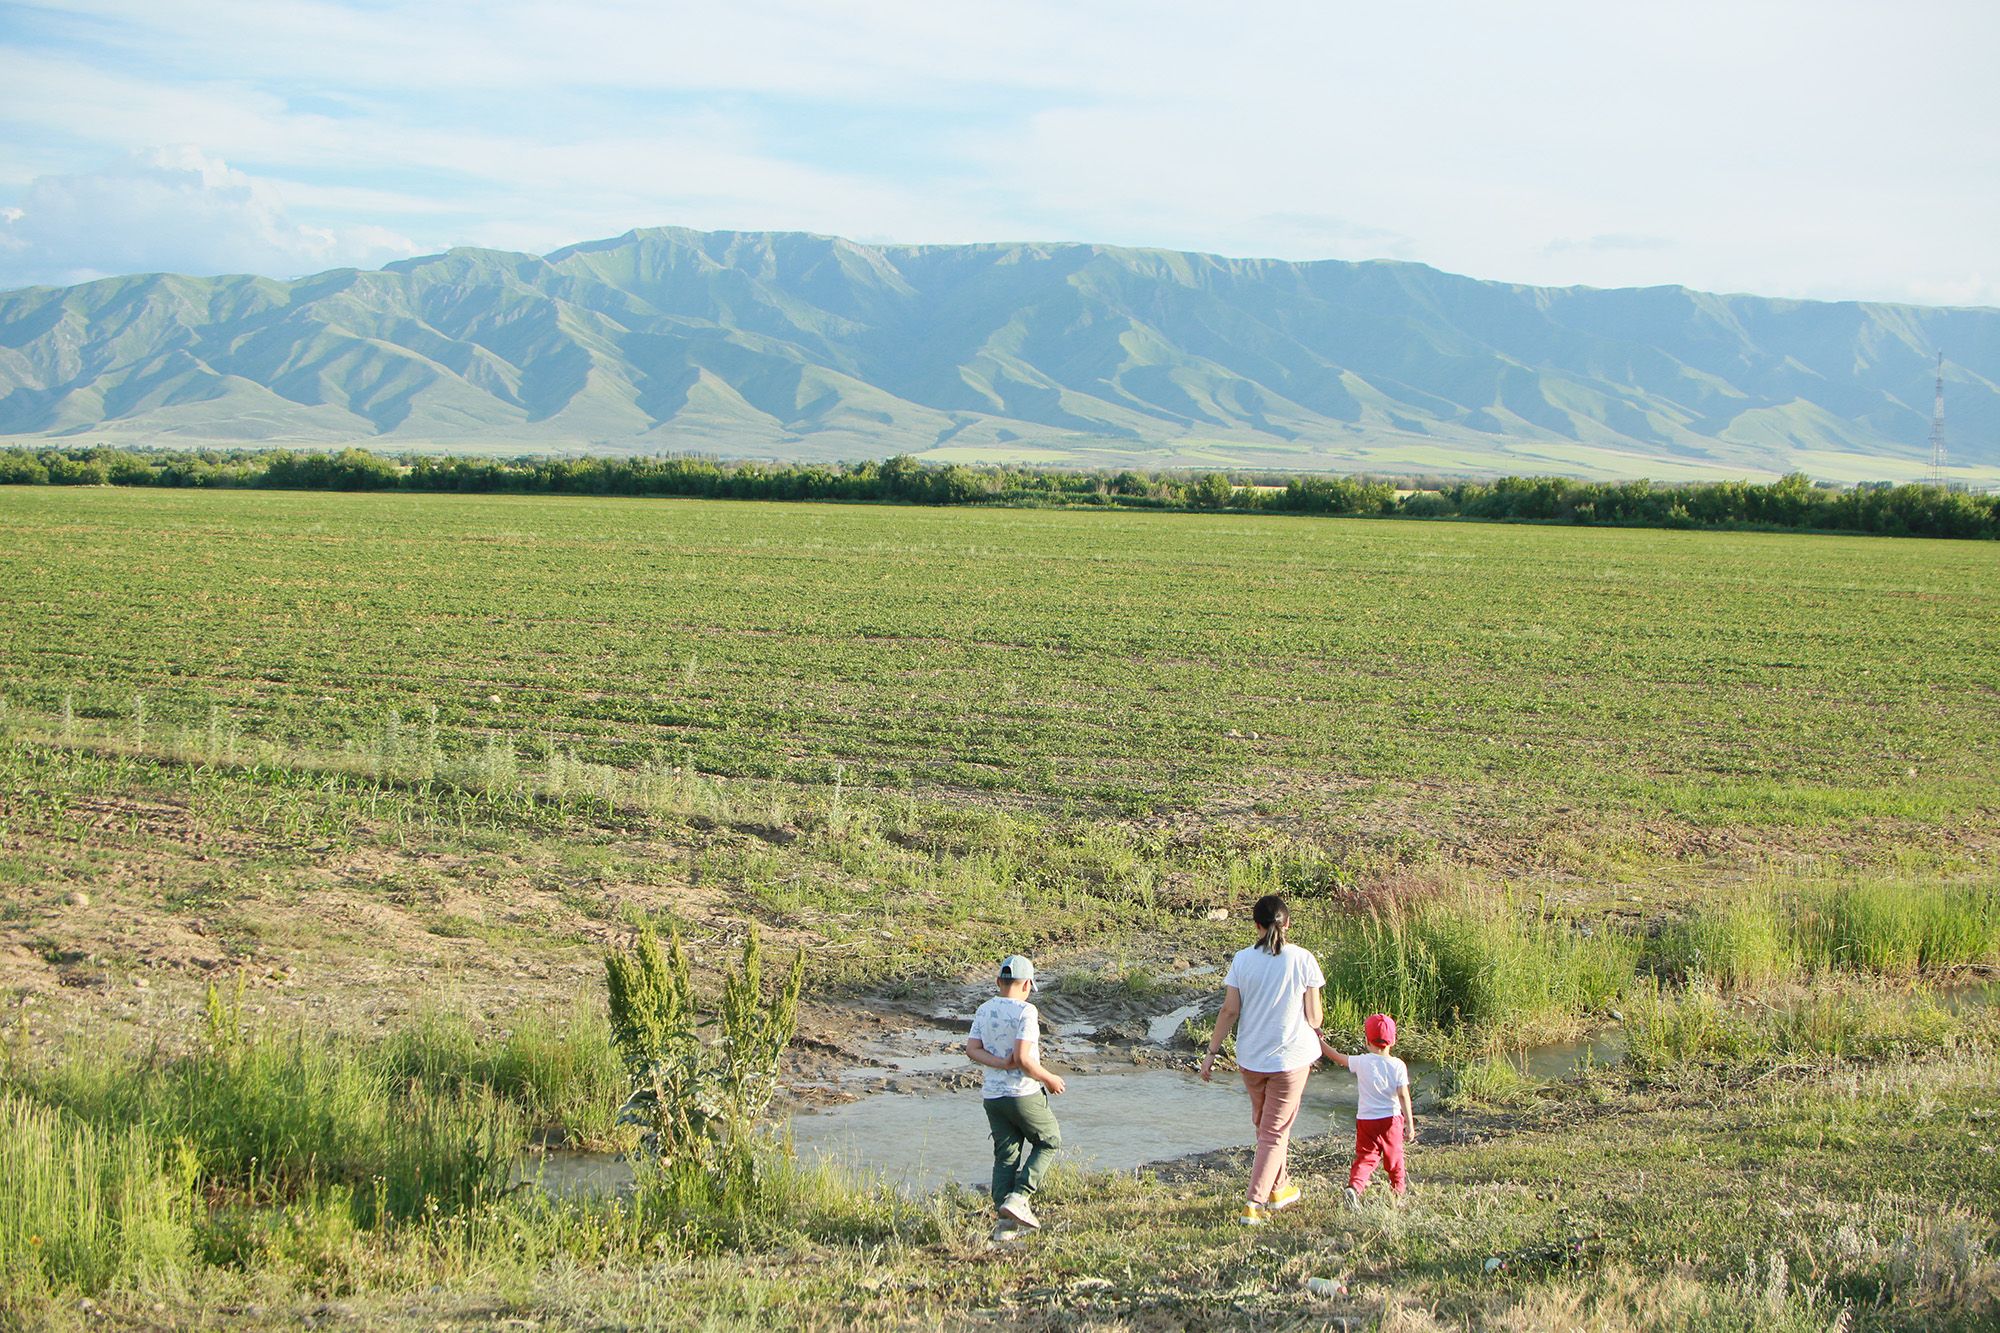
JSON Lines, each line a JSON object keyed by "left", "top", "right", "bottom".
{"left": 1223, "top": 942, "right": 1326, "bottom": 1073}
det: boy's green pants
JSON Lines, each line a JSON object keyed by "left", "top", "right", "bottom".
{"left": 984, "top": 1092, "right": 1062, "bottom": 1206}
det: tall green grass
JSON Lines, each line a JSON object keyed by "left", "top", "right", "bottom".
{"left": 1642, "top": 878, "right": 2000, "bottom": 988}
{"left": 0, "top": 1094, "right": 198, "bottom": 1298}
{"left": 1792, "top": 879, "right": 2000, "bottom": 975}
{"left": 12, "top": 986, "right": 538, "bottom": 1225}
{"left": 1292, "top": 877, "right": 1996, "bottom": 1055}
{"left": 1624, "top": 979, "right": 1985, "bottom": 1073}
{"left": 376, "top": 1004, "right": 627, "bottom": 1147}
{"left": 1300, "top": 892, "right": 1636, "bottom": 1047}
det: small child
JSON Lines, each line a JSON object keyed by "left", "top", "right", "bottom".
{"left": 1319, "top": 1012, "right": 1416, "bottom": 1204}
{"left": 966, "top": 954, "right": 1066, "bottom": 1235}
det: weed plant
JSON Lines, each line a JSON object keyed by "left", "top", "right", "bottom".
{"left": 604, "top": 923, "right": 804, "bottom": 1201}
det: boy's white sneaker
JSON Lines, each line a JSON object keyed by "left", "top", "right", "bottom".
{"left": 1342, "top": 1186, "right": 1361, "bottom": 1210}
{"left": 998, "top": 1193, "right": 1040, "bottom": 1229}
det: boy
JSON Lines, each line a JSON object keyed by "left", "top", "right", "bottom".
{"left": 1318, "top": 1012, "right": 1415, "bottom": 1205}
{"left": 966, "top": 954, "right": 1066, "bottom": 1235}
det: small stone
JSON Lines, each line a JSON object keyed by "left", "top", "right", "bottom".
{"left": 1205, "top": 907, "right": 1230, "bottom": 921}
{"left": 65, "top": 891, "right": 90, "bottom": 908}
{"left": 133, "top": 977, "right": 149, "bottom": 990}
{"left": 488, "top": 694, "right": 502, "bottom": 704}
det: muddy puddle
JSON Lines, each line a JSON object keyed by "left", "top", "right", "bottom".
{"left": 514, "top": 978, "right": 1993, "bottom": 1200}
{"left": 790, "top": 1030, "right": 1623, "bottom": 1192}
{"left": 518, "top": 1013, "right": 1624, "bottom": 1199}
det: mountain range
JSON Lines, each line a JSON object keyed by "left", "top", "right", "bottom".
{"left": 2, "top": 227, "right": 1995, "bottom": 482}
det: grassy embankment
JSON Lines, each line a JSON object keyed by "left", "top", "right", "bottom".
{"left": 1, "top": 488, "right": 1996, "bottom": 1325}
{"left": 5, "top": 969, "right": 1996, "bottom": 1327}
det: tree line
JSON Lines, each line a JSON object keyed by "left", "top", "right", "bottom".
{"left": 2, "top": 444, "right": 1994, "bottom": 539}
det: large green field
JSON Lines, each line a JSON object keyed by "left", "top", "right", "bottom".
{"left": 4, "top": 486, "right": 1995, "bottom": 862}
{"left": 2, "top": 488, "right": 1996, "bottom": 1329}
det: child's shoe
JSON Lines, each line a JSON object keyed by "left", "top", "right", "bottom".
{"left": 1237, "top": 1201, "right": 1268, "bottom": 1226}
{"left": 998, "top": 1193, "right": 1040, "bottom": 1230}
{"left": 1342, "top": 1186, "right": 1361, "bottom": 1210}
{"left": 1269, "top": 1183, "right": 1302, "bottom": 1211}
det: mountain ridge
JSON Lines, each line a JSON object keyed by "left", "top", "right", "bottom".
{"left": 2, "top": 225, "right": 1995, "bottom": 482}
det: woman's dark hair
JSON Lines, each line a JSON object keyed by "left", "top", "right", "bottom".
{"left": 1252, "top": 894, "right": 1289, "bottom": 955}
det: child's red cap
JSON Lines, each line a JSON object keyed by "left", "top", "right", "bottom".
{"left": 1364, "top": 1013, "right": 1397, "bottom": 1046}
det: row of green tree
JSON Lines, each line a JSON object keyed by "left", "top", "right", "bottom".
{"left": 2, "top": 444, "right": 1994, "bottom": 539}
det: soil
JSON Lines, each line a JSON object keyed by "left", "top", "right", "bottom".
{"left": 0, "top": 783, "right": 1214, "bottom": 1092}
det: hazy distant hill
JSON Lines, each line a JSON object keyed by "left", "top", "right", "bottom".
{"left": 2, "top": 227, "right": 1995, "bottom": 481}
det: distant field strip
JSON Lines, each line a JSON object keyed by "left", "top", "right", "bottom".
{"left": 1, "top": 488, "right": 1994, "bottom": 836}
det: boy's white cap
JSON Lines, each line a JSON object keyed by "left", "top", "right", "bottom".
{"left": 998, "top": 954, "right": 1035, "bottom": 982}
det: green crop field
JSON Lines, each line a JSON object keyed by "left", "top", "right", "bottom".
{"left": 2, "top": 486, "right": 1996, "bottom": 1329}
{"left": 3, "top": 486, "right": 1995, "bottom": 853}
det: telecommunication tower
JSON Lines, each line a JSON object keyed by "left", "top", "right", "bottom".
{"left": 1926, "top": 352, "right": 1947, "bottom": 488}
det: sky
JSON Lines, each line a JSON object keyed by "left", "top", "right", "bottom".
{"left": 1, "top": 0, "right": 1996, "bottom": 305}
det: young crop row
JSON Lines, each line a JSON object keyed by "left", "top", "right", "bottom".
{"left": 3, "top": 488, "right": 1994, "bottom": 847}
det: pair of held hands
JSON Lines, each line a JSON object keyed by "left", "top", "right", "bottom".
{"left": 1197, "top": 1037, "right": 1417, "bottom": 1142}
{"left": 1196, "top": 1031, "right": 1343, "bottom": 1083}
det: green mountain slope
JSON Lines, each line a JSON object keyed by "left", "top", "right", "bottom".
{"left": 1, "top": 227, "right": 1995, "bottom": 481}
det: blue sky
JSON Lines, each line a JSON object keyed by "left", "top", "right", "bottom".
{"left": 1, "top": 0, "right": 1996, "bottom": 305}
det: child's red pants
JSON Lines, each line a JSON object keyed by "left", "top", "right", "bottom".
{"left": 1350, "top": 1116, "right": 1405, "bottom": 1194}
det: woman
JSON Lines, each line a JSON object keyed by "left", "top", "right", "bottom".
{"left": 1199, "top": 893, "right": 1325, "bottom": 1226}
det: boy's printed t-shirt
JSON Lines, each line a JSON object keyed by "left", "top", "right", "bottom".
{"left": 1350, "top": 1052, "right": 1410, "bottom": 1119}
{"left": 969, "top": 996, "right": 1041, "bottom": 1099}
{"left": 1223, "top": 943, "right": 1327, "bottom": 1073}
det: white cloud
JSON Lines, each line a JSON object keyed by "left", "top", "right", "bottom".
{"left": 0, "top": 2, "right": 1996, "bottom": 303}
{"left": 0, "top": 147, "right": 419, "bottom": 288}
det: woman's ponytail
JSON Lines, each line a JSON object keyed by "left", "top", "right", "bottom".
{"left": 1252, "top": 894, "right": 1289, "bottom": 955}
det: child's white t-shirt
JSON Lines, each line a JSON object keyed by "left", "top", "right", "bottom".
{"left": 969, "top": 996, "right": 1041, "bottom": 1099}
{"left": 1349, "top": 1052, "right": 1410, "bottom": 1119}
